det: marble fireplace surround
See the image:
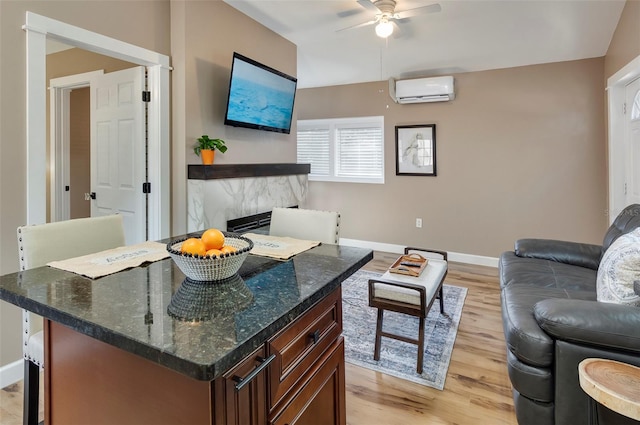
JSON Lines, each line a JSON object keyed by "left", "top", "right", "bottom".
{"left": 187, "top": 163, "right": 310, "bottom": 232}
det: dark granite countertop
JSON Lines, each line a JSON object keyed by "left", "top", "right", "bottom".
{"left": 0, "top": 243, "right": 372, "bottom": 381}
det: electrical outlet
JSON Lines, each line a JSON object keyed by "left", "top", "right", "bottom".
{"left": 416, "top": 218, "right": 422, "bottom": 228}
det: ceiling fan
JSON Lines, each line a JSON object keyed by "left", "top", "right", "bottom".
{"left": 338, "top": 0, "right": 441, "bottom": 39}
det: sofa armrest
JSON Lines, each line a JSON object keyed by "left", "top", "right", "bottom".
{"left": 534, "top": 299, "right": 640, "bottom": 353}
{"left": 514, "top": 238, "right": 602, "bottom": 270}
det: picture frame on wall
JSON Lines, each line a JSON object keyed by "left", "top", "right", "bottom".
{"left": 395, "top": 124, "right": 437, "bottom": 176}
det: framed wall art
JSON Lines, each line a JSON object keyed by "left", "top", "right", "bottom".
{"left": 395, "top": 124, "right": 437, "bottom": 176}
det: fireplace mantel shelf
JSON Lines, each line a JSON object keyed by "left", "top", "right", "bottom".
{"left": 187, "top": 163, "right": 309, "bottom": 232}
{"left": 188, "top": 163, "right": 310, "bottom": 180}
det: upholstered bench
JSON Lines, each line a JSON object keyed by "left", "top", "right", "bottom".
{"left": 368, "top": 247, "right": 448, "bottom": 374}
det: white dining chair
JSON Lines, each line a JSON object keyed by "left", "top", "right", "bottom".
{"left": 269, "top": 207, "right": 341, "bottom": 244}
{"left": 17, "top": 215, "right": 125, "bottom": 425}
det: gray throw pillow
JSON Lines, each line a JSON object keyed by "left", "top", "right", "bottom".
{"left": 596, "top": 227, "right": 640, "bottom": 306}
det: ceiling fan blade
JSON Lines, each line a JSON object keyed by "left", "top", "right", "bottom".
{"left": 394, "top": 3, "right": 441, "bottom": 19}
{"left": 357, "top": 0, "right": 382, "bottom": 12}
{"left": 336, "top": 18, "right": 378, "bottom": 32}
{"left": 394, "top": 17, "right": 411, "bottom": 26}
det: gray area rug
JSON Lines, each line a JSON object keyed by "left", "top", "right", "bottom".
{"left": 341, "top": 269, "right": 467, "bottom": 390}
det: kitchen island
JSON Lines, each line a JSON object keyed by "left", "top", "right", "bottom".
{"left": 0, "top": 242, "right": 372, "bottom": 424}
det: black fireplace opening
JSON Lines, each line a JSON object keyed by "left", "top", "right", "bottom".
{"left": 226, "top": 206, "right": 298, "bottom": 234}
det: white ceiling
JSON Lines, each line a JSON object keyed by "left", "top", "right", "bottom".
{"left": 224, "top": 0, "right": 626, "bottom": 89}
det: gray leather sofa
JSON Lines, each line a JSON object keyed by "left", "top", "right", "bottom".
{"left": 499, "top": 204, "right": 640, "bottom": 425}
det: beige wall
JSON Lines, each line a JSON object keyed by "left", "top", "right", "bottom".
{"left": 170, "top": 1, "right": 297, "bottom": 234}
{"left": 604, "top": 0, "right": 640, "bottom": 79}
{"left": 298, "top": 58, "right": 608, "bottom": 258}
{"left": 69, "top": 87, "right": 91, "bottom": 219}
{"left": 180, "top": 1, "right": 296, "bottom": 162}
{"left": 0, "top": 0, "right": 170, "bottom": 368}
{"left": 47, "top": 48, "right": 138, "bottom": 80}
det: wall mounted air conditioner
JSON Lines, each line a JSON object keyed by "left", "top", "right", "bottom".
{"left": 389, "top": 76, "right": 455, "bottom": 104}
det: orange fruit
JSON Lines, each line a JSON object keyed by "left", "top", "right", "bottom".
{"left": 206, "top": 248, "right": 223, "bottom": 257}
{"left": 201, "top": 228, "right": 225, "bottom": 250}
{"left": 181, "top": 238, "right": 207, "bottom": 256}
{"left": 220, "top": 245, "right": 237, "bottom": 254}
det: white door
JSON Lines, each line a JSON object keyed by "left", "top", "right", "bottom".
{"left": 91, "top": 66, "right": 146, "bottom": 245}
{"left": 625, "top": 77, "right": 640, "bottom": 206}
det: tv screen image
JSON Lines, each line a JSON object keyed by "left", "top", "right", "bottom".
{"left": 224, "top": 53, "right": 297, "bottom": 134}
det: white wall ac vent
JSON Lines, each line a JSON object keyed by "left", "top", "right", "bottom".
{"left": 389, "top": 76, "right": 455, "bottom": 104}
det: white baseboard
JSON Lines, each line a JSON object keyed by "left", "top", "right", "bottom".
{"left": 339, "top": 238, "right": 499, "bottom": 268}
{"left": 448, "top": 251, "right": 499, "bottom": 268}
{"left": 0, "top": 359, "right": 23, "bottom": 388}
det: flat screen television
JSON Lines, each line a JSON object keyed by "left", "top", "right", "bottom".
{"left": 224, "top": 52, "right": 297, "bottom": 134}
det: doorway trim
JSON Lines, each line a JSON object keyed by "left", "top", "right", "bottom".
{"left": 607, "top": 54, "right": 640, "bottom": 223}
{"left": 24, "top": 12, "right": 170, "bottom": 240}
{"left": 50, "top": 70, "right": 104, "bottom": 222}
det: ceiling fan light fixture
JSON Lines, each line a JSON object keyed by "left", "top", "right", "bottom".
{"left": 375, "top": 19, "right": 393, "bottom": 38}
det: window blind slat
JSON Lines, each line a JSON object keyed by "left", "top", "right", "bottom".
{"left": 297, "top": 116, "right": 384, "bottom": 183}
{"left": 297, "top": 128, "right": 330, "bottom": 176}
{"left": 336, "top": 127, "right": 382, "bottom": 178}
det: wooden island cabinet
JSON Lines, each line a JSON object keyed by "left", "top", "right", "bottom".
{"left": 45, "top": 287, "right": 345, "bottom": 425}
{"left": 216, "top": 345, "right": 269, "bottom": 425}
{"left": 216, "top": 288, "right": 345, "bottom": 425}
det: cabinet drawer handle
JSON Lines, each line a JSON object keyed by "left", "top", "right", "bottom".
{"left": 233, "top": 354, "right": 276, "bottom": 391}
{"left": 309, "top": 329, "right": 320, "bottom": 344}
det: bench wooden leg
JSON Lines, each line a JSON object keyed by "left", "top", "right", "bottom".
{"left": 439, "top": 286, "right": 445, "bottom": 314}
{"left": 374, "top": 309, "right": 384, "bottom": 361}
{"left": 417, "top": 316, "right": 425, "bottom": 374}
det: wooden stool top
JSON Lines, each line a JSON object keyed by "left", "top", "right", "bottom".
{"left": 579, "top": 358, "right": 640, "bottom": 420}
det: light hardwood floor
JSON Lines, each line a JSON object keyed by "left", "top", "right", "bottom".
{"left": 0, "top": 370, "right": 44, "bottom": 425}
{"left": 0, "top": 251, "right": 516, "bottom": 424}
{"left": 349, "top": 251, "right": 516, "bottom": 424}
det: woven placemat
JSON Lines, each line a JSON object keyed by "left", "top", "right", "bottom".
{"left": 47, "top": 241, "right": 169, "bottom": 279}
{"left": 243, "top": 233, "right": 320, "bottom": 260}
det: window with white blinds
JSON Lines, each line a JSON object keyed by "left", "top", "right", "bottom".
{"left": 297, "top": 116, "right": 384, "bottom": 184}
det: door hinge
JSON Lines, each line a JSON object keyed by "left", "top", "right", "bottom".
{"left": 623, "top": 102, "right": 627, "bottom": 115}
{"left": 624, "top": 182, "right": 627, "bottom": 195}
{"left": 142, "top": 91, "right": 151, "bottom": 102}
{"left": 142, "top": 182, "right": 151, "bottom": 194}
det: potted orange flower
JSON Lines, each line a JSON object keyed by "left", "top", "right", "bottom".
{"left": 194, "top": 135, "right": 228, "bottom": 165}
